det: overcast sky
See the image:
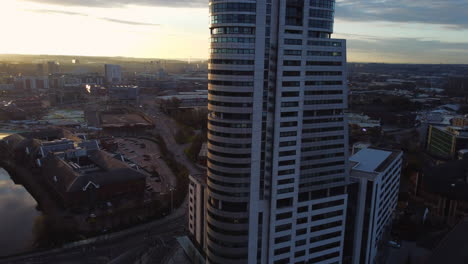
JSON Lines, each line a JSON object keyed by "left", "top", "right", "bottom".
{"left": 1, "top": 0, "right": 467, "bottom": 63}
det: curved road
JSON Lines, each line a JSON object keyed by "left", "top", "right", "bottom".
{"left": 147, "top": 107, "right": 202, "bottom": 176}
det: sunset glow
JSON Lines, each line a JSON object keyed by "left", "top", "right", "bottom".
{"left": 1, "top": 0, "right": 468, "bottom": 63}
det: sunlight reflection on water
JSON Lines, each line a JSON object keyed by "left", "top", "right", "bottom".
{"left": 0, "top": 168, "right": 39, "bottom": 256}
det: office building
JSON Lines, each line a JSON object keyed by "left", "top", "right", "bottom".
{"left": 203, "top": 0, "right": 349, "bottom": 263}
{"left": 346, "top": 148, "right": 403, "bottom": 264}
{"left": 427, "top": 125, "right": 468, "bottom": 160}
{"left": 105, "top": 64, "right": 122, "bottom": 84}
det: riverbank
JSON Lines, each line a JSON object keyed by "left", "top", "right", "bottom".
{"left": 0, "top": 160, "right": 63, "bottom": 214}
{"left": 0, "top": 168, "right": 39, "bottom": 257}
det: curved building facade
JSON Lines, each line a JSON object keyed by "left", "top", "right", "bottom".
{"left": 205, "top": 0, "right": 349, "bottom": 263}
{"left": 207, "top": 1, "right": 259, "bottom": 263}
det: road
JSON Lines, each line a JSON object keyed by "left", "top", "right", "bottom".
{"left": 0, "top": 210, "right": 186, "bottom": 264}
{"left": 147, "top": 107, "right": 202, "bottom": 176}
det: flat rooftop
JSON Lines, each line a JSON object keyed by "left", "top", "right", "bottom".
{"left": 350, "top": 148, "right": 393, "bottom": 173}
{"left": 101, "top": 113, "right": 150, "bottom": 127}
{"left": 190, "top": 174, "right": 207, "bottom": 185}
{"left": 85, "top": 109, "right": 153, "bottom": 128}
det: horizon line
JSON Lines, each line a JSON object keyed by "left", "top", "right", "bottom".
{"left": 0, "top": 53, "right": 467, "bottom": 65}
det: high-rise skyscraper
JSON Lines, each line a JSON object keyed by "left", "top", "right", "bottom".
{"left": 202, "top": 0, "right": 349, "bottom": 263}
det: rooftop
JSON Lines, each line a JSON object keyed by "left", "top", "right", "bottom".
{"left": 43, "top": 150, "right": 146, "bottom": 192}
{"left": 85, "top": 108, "right": 153, "bottom": 128}
{"left": 101, "top": 113, "right": 150, "bottom": 127}
{"left": 350, "top": 148, "right": 392, "bottom": 173}
{"left": 189, "top": 173, "right": 207, "bottom": 185}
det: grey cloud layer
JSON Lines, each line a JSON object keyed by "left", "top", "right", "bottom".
{"left": 24, "top": 0, "right": 468, "bottom": 28}
{"left": 22, "top": 0, "right": 206, "bottom": 8}
{"left": 336, "top": 0, "right": 468, "bottom": 29}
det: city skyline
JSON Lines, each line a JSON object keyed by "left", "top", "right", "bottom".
{"left": 0, "top": 0, "right": 467, "bottom": 63}
{"left": 0, "top": 0, "right": 467, "bottom": 262}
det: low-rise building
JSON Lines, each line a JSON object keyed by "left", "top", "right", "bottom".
{"left": 41, "top": 149, "right": 146, "bottom": 210}
{"left": 85, "top": 108, "right": 154, "bottom": 136}
{"left": 0, "top": 83, "right": 14, "bottom": 91}
{"left": 11, "top": 97, "right": 44, "bottom": 114}
{"left": 348, "top": 113, "right": 381, "bottom": 129}
{"left": 157, "top": 90, "right": 208, "bottom": 110}
{"left": 2, "top": 130, "right": 146, "bottom": 211}
{"left": 14, "top": 76, "right": 49, "bottom": 91}
{"left": 108, "top": 85, "right": 140, "bottom": 104}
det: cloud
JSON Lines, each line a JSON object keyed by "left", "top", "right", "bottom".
{"left": 26, "top": 8, "right": 159, "bottom": 26}
{"left": 335, "top": 0, "right": 468, "bottom": 29}
{"left": 21, "top": 0, "right": 206, "bottom": 8}
{"left": 98, "top": 17, "right": 159, "bottom": 26}
{"left": 27, "top": 9, "right": 86, "bottom": 16}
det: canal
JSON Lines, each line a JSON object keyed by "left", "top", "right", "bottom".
{"left": 0, "top": 168, "right": 40, "bottom": 257}
{"left": 0, "top": 132, "right": 40, "bottom": 257}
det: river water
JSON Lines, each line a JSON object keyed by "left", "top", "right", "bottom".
{"left": 0, "top": 167, "right": 40, "bottom": 256}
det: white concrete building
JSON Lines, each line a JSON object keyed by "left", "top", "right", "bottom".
{"left": 348, "top": 148, "right": 403, "bottom": 264}
{"left": 188, "top": 174, "right": 207, "bottom": 250}
{"left": 203, "top": 0, "right": 350, "bottom": 263}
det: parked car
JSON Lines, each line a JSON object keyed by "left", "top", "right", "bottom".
{"left": 388, "top": 240, "right": 401, "bottom": 249}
